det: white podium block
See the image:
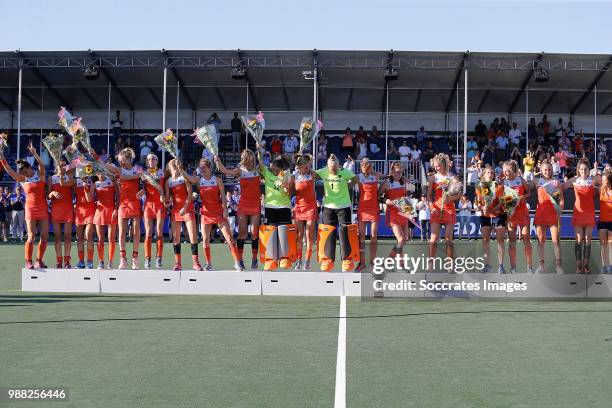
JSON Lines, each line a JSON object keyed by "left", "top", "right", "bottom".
{"left": 423, "top": 273, "right": 479, "bottom": 298}
{"left": 506, "top": 274, "right": 587, "bottom": 298}
{"left": 180, "top": 271, "right": 261, "bottom": 295}
{"left": 343, "top": 274, "right": 363, "bottom": 297}
{"left": 462, "top": 273, "right": 508, "bottom": 298}
{"left": 261, "top": 271, "right": 344, "bottom": 296}
{"left": 100, "top": 270, "right": 180, "bottom": 294}
{"left": 586, "top": 275, "right": 612, "bottom": 298}
{"left": 22, "top": 268, "right": 100, "bottom": 293}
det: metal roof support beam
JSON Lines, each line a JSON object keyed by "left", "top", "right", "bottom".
{"left": 444, "top": 52, "right": 469, "bottom": 113}
{"left": 570, "top": 55, "right": 612, "bottom": 114}
{"left": 539, "top": 91, "right": 558, "bottom": 114}
{"left": 89, "top": 51, "right": 134, "bottom": 111}
{"left": 147, "top": 87, "right": 163, "bottom": 108}
{"left": 413, "top": 88, "right": 423, "bottom": 112}
{"left": 17, "top": 52, "right": 71, "bottom": 110}
{"left": 21, "top": 89, "right": 42, "bottom": 110}
{"left": 346, "top": 87, "right": 354, "bottom": 111}
{"left": 476, "top": 89, "right": 491, "bottom": 113}
{"left": 236, "top": 50, "right": 258, "bottom": 112}
{"left": 161, "top": 51, "right": 196, "bottom": 110}
{"left": 508, "top": 53, "right": 544, "bottom": 113}
{"left": 214, "top": 87, "right": 228, "bottom": 111}
{"left": 601, "top": 100, "right": 612, "bottom": 115}
{"left": 0, "top": 94, "right": 12, "bottom": 109}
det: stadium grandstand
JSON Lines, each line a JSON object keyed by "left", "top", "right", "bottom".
{"left": 1, "top": 50, "right": 611, "bottom": 213}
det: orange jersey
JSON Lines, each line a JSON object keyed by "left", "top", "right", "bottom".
{"left": 50, "top": 175, "right": 74, "bottom": 210}
{"left": 572, "top": 177, "right": 595, "bottom": 217}
{"left": 21, "top": 172, "right": 48, "bottom": 220}
{"left": 358, "top": 173, "right": 379, "bottom": 212}
{"left": 143, "top": 168, "right": 164, "bottom": 204}
{"left": 534, "top": 178, "right": 561, "bottom": 226}
{"left": 238, "top": 168, "right": 261, "bottom": 209}
{"left": 75, "top": 178, "right": 94, "bottom": 207}
{"left": 95, "top": 179, "right": 116, "bottom": 209}
{"left": 199, "top": 176, "right": 223, "bottom": 215}
{"left": 169, "top": 176, "right": 193, "bottom": 214}
{"left": 293, "top": 171, "right": 317, "bottom": 210}
{"left": 431, "top": 174, "right": 456, "bottom": 211}
{"left": 118, "top": 167, "right": 141, "bottom": 204}
{"left": 600, "top": 188, "right": 612, "bottom": 222}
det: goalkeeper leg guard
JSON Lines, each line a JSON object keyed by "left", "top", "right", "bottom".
{"left": 317, "top": 224, "right": 337, "bottom": 272}
{"left": 278, "top": 224, "right": 297, "bottom": 269}
{"left": 259, "top": 225, "right": 278, "bottom": 271}
{"left": 339, "top": 224, "right": 359, "bottom": 272}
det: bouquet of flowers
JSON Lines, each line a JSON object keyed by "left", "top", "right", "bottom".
{"left": 392, "top": 197, "right": 417, "bottom": 218}
{"left": 242, "top": 111, "right": 265, "bottom": 145}
{"left": 476, "top": 180, "right": 496, "bottom": 210}
{"left": 438, "top": 177, "right": 462, "bottom": 222}
{"left": 74, "top": 159, "right": 113, "bottom": 179}
{"left": 72, "top": 118, "right": 92, "bottom": 151}
{"left": 57, "top": 107, "right": 79, "bottom": 137}
{"left": 500, "top": 185, "right": 521, "bottom": 218}
{"left": 63, "top": 144, "right": 88, "bottom": 168}
{"left": 140, "top": 168, "right": 164, "bottom": 196}
{"left": 0, "top": 133, "right": 7, "bottom": 155}
{"left": 298, "top": 117, "right": 322, "bottom": 154}
{"left": 42, "top": 133, "right": 65, "bottom": 165}
{"left": 154, "top": 129, "right": 179, "bottom": 159}
{"left": 542, "top": 180, "right": 562, "bottom": 214}
{"left": 274, "top": 170, "right": 291, "bottom": 192}
{"left": 192, "top": 125, "right": 219, "bottom": 156}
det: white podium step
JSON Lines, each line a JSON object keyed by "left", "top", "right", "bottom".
{"left": 22, "top": 268, "right": 100, "bottom": 293}
{"left": 180, "top": 271, "right": 261, "bottom": 295}
{"left": 586, "top": 275, "right": 612, "bottom": 298}
{"left": 261, "top": 271, "right": 344, "bottom": 296}
{"left": 100, "top": 269, "right": 181, "bottom": 294}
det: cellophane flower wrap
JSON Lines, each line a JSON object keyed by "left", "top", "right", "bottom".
{"left": 476, "top": 180, "right": 496, "bottom": 210}
{"left": 501, "top": 185, "right": 520, "bottom": 218}
{"left": 72, "top": 117, "right": 92, "bottom": 151}
{"left": 542, "top": 180, "right": 562, "bottom": 214}
{"left": 0, "top": 133, "right": 7, "bottom": 155}
{"left": 193, "top": 124, "right": 219, "bottom": 156}
{"left": 241, "top": 111, "right": 265, "bottom": 145}
{"left": 154, "top": 129, "right": 179, "bottom": 159}
{"left": 42, "top": 133, "right": 65, "bottom": 165}
{"left": 58, "top": 107, "right": 79, "bottom": 138}
{"left": 392, "top": 197, "right": 418, "bottom": 217}
{"left": 439, "top": 177, "right": 462, "bottom": 222}
{"left": 140, "top": 167, "right": 163, "bottom": 196}
{"left": 298, "top": 117, "right": 322, "bottom": 154}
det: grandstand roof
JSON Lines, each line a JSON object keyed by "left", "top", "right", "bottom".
{"left": 1, "top": 50, "right": 611, "bottom": 115}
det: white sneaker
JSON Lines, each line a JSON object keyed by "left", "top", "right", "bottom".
{"left": 118, "top": 258, "right": 128, "bottom": 270}
{"left": 526, "top": 265, "right": 535, "bottom": 274}
{"left": 303, "top": 259, "right": 311, "bottom": 270}
{"left": 555, "top": 266, "right": 564, "bottom": 275}
{"left": 143, "top": 258, "right": 151, "bottom": 269}
{"left": 97, "top": 261, "right": 105, "bottom": 270}
{"left": 535, "top": 265, "right": 544, "bottom": 274}
{"left": 294, "top": 260, "right": 303, "bottom": 270}
{"left": 509, "top": 267, "right": 517, "bottom": 274}
{"left": 131, "top": 258, "right": 139, "bottom": 270}
{"left": 107, "top": 261, "right": 114, "bottom": 269}
{"left": 155, "top": 257, "right": 163, "bottom": 268}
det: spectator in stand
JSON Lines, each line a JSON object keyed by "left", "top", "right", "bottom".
{"left": 566, "top": 121, "right": 575, "bottom": 137}
{"left": 98, "top": 148, "right": 109, "bottom": 163}
{"left": 555, "top": 148, "right": 568, "bottom": 178}
{"left": 10, "top": 185, "right": 25, "bottom": 241}
{"left": 510, "top": 146, "right": 522, "bottom": 163}
{"left": 499, "top": 117, "right": 510, "bottom": 133}
{"left": 369, "top": 126, "right": 381, "bottom": 154}
{"left": 555, "top": 118, "right": 564, "bottom": 138}
{"left": 342, "top": 127, "right": 354, "bottom": 156}
{"left": 574, "top": 131, "right": 584, "bottom": 155}
{"left": 495, "top": 131, "right": 509, "bottom": 161}
{"left": 343, "top": 155, "right": 355, "bottom": 174}
{"left": 416, "top": 126, "right": 428, "bottom": 149}
{"left": 523, "top": 151, "right": 535, "bottom": 181}
{"left": 262, "top": 150, "right": 271, "bottom": 167}
{"left": 542, "top": 114, "right": 551, "bottom": 136}
{"left": 475, "top": 119, "right": 487, "bottom": 148}
{"left": 466, "top": 135, "right": 477, "bottom": 162}
{"left": 509, "top": 122, "right": 521, "bottom": 147}
{"left": 486, "top": 126, "right": 496, "bottom": 144}
{"left": 0, "top": 187, "right": 9, "bottom": 241}
{"left": 387, "top": 141, "right": 400, "bottom": 161}
{"left": 284, "top": 129, "right": 299, "bottom": 157}
{"left": 139, "top": 135, "right": 153, "bottom": 164}
{"left": 482, "top": 142, "right": 495, "bottom": 166}
{"left": 490, "top": 118, "right": 500, "bottom": 132}
{"left": 457, "top": 194, "right": 472, "bottom": 240}
{"left": 113, "top": 136, "right": 124, "bottom": 156}
{"left": 399, "top": 141, "right": 411, "bottom": 163}
{"left": 270, "top": 135, "right": 283, "bottom": 156}
{"left": 317, "top": 133, "right": 327, "bottom": 161}
{"left": 124, "top": 137, "right": 134, "bottom": 150}
{"left": 559, "top": 131, "right": 571, "bottom": 151}
{"left": 355, "top": 126, "right": 367, "bottom": 144}
{"left": 111, "top": 110, "right": 123, "bottom": 141}
{"left": 551, "top": 155, "right": 561, "bottom": 178}
{"left": 230, "top": 112, "right": 242, "bottom": 152}
{"left": 416, "top": 195, "right": 430, "bottom": 241}
{"left": 598, "top": 142, "right": 608, "bottom": 166}
{"left": 410, "top": 143, "right": 421, "bottom": 162}
{"left": 226, "top": 189, "right": 238, "bottom": 236}
{"left": 356, "top": 138, "right": 368, "bottom": 160}
{"left": 206, "top": 113, "right": 222, "bottom": 145}
{"left": 528, "top": 118, "right": 537, "bottom": 144}
{"left": 536, "top": 123, "right": 545, "bottom": 146}
{"left": 422, "top": 140, "right": 435, "bottom": 168}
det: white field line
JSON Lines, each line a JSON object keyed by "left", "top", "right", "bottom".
{"left": 334, "top": 295, "right": 347, "bottom": 408}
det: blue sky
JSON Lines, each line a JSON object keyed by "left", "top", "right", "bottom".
{"left": 1, "top": 0, "right": 611, "bottom": 53}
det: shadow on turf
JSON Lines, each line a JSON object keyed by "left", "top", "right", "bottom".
{"left": 1, "top": 309, "right": 612, "bottom": 326}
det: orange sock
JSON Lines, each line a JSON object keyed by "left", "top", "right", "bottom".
{"left": 25, "top": 241, "right": 34, "bottom": 262}
{"left": 78, "top": 249, "right": 85, "bottom": 262}
{"left": 109, "top": 241, "right": 116, "bottom": 263}
{"left": 229, "top": 243, "right": 239, "bottom": 262}
{"left": 36, "top": 241, "right": 47, "bottom": 261}
{"left": 86, "top": 246, "right": 94, "bottom": 262}
{"left": 56, "top": 256, "right": 62, "bottom": 264}
{"left": 156, "top": 238, "right": 163, "bottom": 258}
{"left": 204, "top": 246, "right": 211, "bottom": 263}
{"left": 97, "top": 242, "right": 105, "bottom": 261}
{"left": 144, "top": 236, "right": 152, "bottom": 259}
{"left": 63, "top": 255, "right": 71, "bottom": 264}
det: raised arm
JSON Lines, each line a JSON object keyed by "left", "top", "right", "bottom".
{"left": 27, "top": 141, "right": 45, "bottom": 179}
{"left": 214, "top": 155, "right": 241, "bottom": 178}
{"left": 0, "top": 152, "right": 24, "bottom": 182}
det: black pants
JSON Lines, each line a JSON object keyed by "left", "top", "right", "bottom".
{"left": 322, "top": 207, "right": 352, "bottom": 225}
{"left": 264, "top": 207, "right": 292, "bottom": 225}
